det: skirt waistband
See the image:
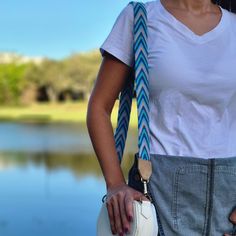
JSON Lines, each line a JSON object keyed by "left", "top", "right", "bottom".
{"left": 149, "top": 153, "right": 236, "bottom": 166}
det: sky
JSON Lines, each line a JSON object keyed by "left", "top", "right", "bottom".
{"left": 0, "top": 0, "right": 149, "bottom": 59}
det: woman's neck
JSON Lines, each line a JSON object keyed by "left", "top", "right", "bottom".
{"left": 161, "top": 0, "right": 218, "bottom": 14}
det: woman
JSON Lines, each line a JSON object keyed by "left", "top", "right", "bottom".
{"left": 86, "top": 0, "right": 236, "bottom": 235}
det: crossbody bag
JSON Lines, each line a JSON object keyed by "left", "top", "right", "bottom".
{"left": 97, "top": 2, "right": 159, "bottom": 235}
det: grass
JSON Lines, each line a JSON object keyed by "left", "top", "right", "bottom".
{"left": 0, "top": 100, "right": 138, "bottom": 127}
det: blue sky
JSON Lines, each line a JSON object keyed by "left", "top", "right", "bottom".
{"left": 0, "top": 0, "right": 149, "bottom": 59}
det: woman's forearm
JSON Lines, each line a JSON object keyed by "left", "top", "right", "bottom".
{"left": 86, "top": 102, "right": 126, "bottom": 190}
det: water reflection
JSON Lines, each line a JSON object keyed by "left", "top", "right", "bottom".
{"left": 0, "top": 122, "right": 92, "bottom": 153}
{"left": 0, "top": 152, "right": 134, "bottom": 176}
{"left": 0, "top": 122, "right": 137, "bottom": 154}
{"left": 0, "top": 153, "right": 104, "bottom": 236}
{"left": 0, "top": 122, "right": 137, "bottom": 236}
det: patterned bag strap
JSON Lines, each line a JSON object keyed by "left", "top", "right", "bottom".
{"left": 114, "top": 1, "right": 150, "bottom": 163}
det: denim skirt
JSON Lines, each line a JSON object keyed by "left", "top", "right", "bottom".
{"left": 128, "top": 153, "right": 236, "bottom": 236}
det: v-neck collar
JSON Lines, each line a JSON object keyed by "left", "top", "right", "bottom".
{"left": 156, "top": 0, "right": 230, "bottom": 44}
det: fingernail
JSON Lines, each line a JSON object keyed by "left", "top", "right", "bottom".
{"left": 128, "top": 215, "right": 133, "bottom": 222}
{"left": 124, "top": 227, "right": 129, "bottom": 234}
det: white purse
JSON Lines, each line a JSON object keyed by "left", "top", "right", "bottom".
{"left": 97, "top": 200, "right": 158, "bottom": 236}
{"left": 96, "top": 1, "right": 159, "bottom": 235}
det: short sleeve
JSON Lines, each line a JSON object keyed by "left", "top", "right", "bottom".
{"left": 99, "top": 3, "right": 134, "bottom": 68}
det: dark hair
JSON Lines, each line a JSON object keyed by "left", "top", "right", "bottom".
{"left": 212, "top": 0, "right": 236, "bottom": 13}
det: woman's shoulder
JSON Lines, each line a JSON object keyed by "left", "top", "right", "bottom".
{"left": 228, "top": 10, "right": 236, "bottom": 22}
{"left": 125, "top": 0, "right": 158, "bottom": 13}
{"left": 226, "top": 9, "right": 236, "bottom": 34}
{"left": 135, "top": 0, "right": 159, "bottom": 13}
{"left": 144, "top": 0, "right": 158, "bottom": 7}
{"left": 122, "top": 0, "right": 159, "bottom": 20}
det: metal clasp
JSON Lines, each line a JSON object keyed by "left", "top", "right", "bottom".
{"left": 140, "top": 177, "right": 152, "bottom": 202}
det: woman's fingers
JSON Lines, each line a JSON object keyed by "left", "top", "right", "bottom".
{"left": 118, "top": 193, "right": 130, "bottom": 234}
{"left": 124, "top": 195, "right": 134, "bottom": 222}
{"left": 141, "top": 194, "right": 151, "bottom": 201}
{"left": 106, "top": 185, "right": 151, "bottom": 235}
{"left": 224, "top": 206, "right": 236, "bottom": 236}
{"left": 229, "top": 207, "right": 236, "bottom": 224}
{"left": 133, "top": 190, "right": 151, "bottom": 202}
{"left": 112, "top": 196, "right": 123, "bottom": 235}
{"left": 107, "top": 196, "right": 123, "bottom": 235}
{"left": 106, "top": 200, "right": 116, "bottom": 234}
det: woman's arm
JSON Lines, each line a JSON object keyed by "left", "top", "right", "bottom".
{"left": 87, "top": 51, "right": 130, "bottom": 188}
{"left": 86, "top": 52, "right": 148, "bottom": 235}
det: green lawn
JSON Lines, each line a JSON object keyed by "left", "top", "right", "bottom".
{"left": 0, "top": 101, "right": 138, "bottom": 127}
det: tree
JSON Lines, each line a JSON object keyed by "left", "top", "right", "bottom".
{"left": 0, "top": 63, "right": 28, "bottom": 105}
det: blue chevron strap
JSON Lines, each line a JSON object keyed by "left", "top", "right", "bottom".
{"left": 114, "top": 78, "right": 134, "bottom": 162}
{"left": 114, "top": 1, "right": 150, "bottom": 162}
{"left": 133, "top": 2, "right": 150, "bottom": 161}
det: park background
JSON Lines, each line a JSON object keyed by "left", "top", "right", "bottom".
{"left": 0, "top": 0, "right": 150, "bottom": 235}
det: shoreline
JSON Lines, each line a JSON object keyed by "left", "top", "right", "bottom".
{"left": 0, "top": 100, "right": 138, "bottom": 127}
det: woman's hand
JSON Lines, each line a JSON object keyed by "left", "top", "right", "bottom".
{"left": 224, "top": 207, "right": 236, "bottom": 236}
{"left": 105, "top": 183, "right": 150, "bottom": 236}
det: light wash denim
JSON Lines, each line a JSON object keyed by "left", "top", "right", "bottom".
{"left": 128, "top": 153, "right": 236, "bottom": 236}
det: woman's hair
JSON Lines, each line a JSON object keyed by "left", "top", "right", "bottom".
{"left": 212, "top": 0, "right": 236, "bottom": 13}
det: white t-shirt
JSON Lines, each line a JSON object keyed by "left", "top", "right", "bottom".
{"left": 99, "top": 0, "right": 236, "bottom": 159}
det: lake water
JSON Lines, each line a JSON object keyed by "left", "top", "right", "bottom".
{"left": 0, "top": 122, "right": 137, "bottom": 236}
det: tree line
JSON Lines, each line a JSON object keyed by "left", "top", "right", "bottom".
{"left": 0, "top": 50, "right": 101, "bottom": 106}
